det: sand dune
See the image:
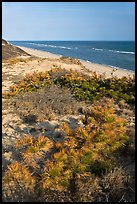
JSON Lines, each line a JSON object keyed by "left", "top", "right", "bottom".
{"left": 19, "top": 46, "right": 135, "bottom": 79}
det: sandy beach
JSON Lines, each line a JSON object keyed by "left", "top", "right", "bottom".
{"left": 19, "top": 46, "right": 135, "bottom": 78}
{"left": 2, "top": 2, "right": 135, "bottom": 202}
{"left": 17, "top": 46, "right": 62, "bottom": 59}
{"left": 2, "top": 44, "right": 135, "bottom": 202}
{"left": 2, "top": 2, "right": 136, "bottom": 203}
{"left": 2, "top": 45, "right": 134, "bottom": 94}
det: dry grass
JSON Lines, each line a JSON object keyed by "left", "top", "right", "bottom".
{"left": 126, "top": 126, "right": 135, "bottom": 157}
{"left": 59, "top": 56, "right": 83, "bottom": 65}
{"left": 3, "top": 96, "right": 134, "bottom": 202}
{"left": 2, "top": 42, "right": 30, "bottom": 60}
{"left": 76, "top": 173, "right": 102, "bottom": 202}
{"left": 9, "top": 85, "right": 85, "bottom": 122}
{"left": 2, "top": 56, "right": 38, "bottom": 64}
{"left": 101, "top": 167, "right": 130, "bottom": 201}
{"left": 75, "top": 166, "right": 132, "bottom": 202}
{"left": 2, "top": 66, "right": 135, "bottom": 202}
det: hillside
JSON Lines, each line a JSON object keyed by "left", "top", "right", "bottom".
{"left": 2, "top": 45, "right": 135, "bottom": 202}
{"left": 2, "top": 39, "right": 30, "bottom": 60}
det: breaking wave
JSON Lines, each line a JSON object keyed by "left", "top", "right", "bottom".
{"left": 92, "top": 48, "right": 135, "bottom": 55}
{"left": 26, "top": 42, "right": 71, "bottom": 50}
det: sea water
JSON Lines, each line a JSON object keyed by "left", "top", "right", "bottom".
{"left": 10, "top": 41, "right": 135, "bottom": 71}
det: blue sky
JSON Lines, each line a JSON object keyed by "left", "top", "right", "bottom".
{"left": 2, "top": 2, "right": 135, "bottom": 41}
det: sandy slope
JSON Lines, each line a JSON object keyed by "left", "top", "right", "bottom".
{"left": 2, "top": 56, "right": 84, "bottom": 92}
{"left": 2, "top": 45, "right": 135, "bottom": 93}
{"left": 2, "top": 49, "right": 87, "bottom": 169}
{"left": 2, "top": 44, "right": 135, "bottom": 202}
{"left": 19, "top": 46, "right": 134, "bottom": 78}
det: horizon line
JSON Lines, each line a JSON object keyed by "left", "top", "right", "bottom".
{"left": 7, "top": 40, "right": 135, "bottom": 42}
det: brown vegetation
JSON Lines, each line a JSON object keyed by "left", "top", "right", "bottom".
{"left": 8, "top": 85, "right": 85, "bottom": 122}
{"left": 2, "top": 39, "right": 30, "bottom": 60}
{"left": 3, "top": 98, "right": 134, "bottom": 202}
{"left": 2, "top": 63, "right": 135, "bottom": 202}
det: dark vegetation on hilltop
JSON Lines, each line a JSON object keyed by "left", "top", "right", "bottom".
{"left": 2, "top": 39, "right": 30, "bottom": 60}
{"left": 3, "top": 67, "right": 135, "bottom": 202}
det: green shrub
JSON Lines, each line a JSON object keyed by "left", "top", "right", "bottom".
{"left": 3, "top": 99, "right": 129, "bottom": 201}
{"left": 3, "top": 68, "right": 135, "bottom": 107}
{"left": 3, "top": 68, "right": 134, "bottom": 202}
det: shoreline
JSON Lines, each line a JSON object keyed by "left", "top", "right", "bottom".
{"left": 18, "top": 45, "right": 135, "bottom": 78}
{"left": 17, "top": 46, "right": 62, "bottom": 59}
{"left": 81, "top": 60, "right": 134, "bottom": 74}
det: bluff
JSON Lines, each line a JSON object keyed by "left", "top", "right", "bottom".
{"left": 2, "top": 39, "right": 30, "bottom": 60}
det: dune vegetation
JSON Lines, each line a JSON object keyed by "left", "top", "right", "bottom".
{"left": 3, "top": 67, "right": 135, "bottom": 202}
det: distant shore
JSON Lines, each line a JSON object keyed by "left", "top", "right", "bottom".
{"left": 18, "top": 46, "right": 135, "bottom": 78}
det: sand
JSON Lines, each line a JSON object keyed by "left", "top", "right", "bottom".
{"left": 2, "top": 45, "right": 134, "bottom": 93}
{"left": 19, "top": 46, "right": 135, "bottom": 78}
{"left": 18, "top": 46, "right": 61, "bottom": 59}
{"left": 2, "top": 45, "right": 135, "bottom": 201}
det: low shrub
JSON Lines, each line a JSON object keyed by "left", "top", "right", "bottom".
{"left": 60, "top": 56, "right": 82, "bottom": 65}
{"left": 2, "top": 71, "right": 52, "bottom": 98}
{"left": 75, "top": 173, "right": 102, "bottom": 202}
{"left": 101, "top": 167, "right": 131, "bottom": 202}
{"left": 3, "top": 68, "right": 135, "bottom": 107}
{"left": 3, "top": 100, "right": 130, "bottom": 201}
{"left": 10, "top": 85, "right": 84, "bottom": 122}
{"left": 75, "top": 167, "right": 131, "bottom": 202}
{"left": 54, "top": 71, "right": 135, "bottom": 106}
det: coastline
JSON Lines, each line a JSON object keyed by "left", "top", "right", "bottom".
{"left": 17, "top": 46, "right": 62, "bottom": 59}
{"left": 18, "top": 46, "right": 135, "bottom": 78}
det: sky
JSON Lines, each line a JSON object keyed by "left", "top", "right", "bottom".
{"left": 2, "top": 2, "right": 135, "bottom": 41}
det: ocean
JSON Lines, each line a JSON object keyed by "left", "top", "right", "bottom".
{"left": 10, "top": 41, "right": 135, "bottom": 72}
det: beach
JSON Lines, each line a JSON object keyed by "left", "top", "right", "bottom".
{"left": 2, "top": 44, "right": 135, "bottom": 202}
{"left": 18, "top": 46, "right": 135, "bottom": 78}
{"left": 2, "top": 45, "right": 134, "bottom": 94}
{"left": 2, "top": 2, "right": 135, "bottom": 202}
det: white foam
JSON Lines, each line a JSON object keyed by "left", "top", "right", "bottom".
{"left": 92, "top": 47, "right": 135, "bottom": 55}
{"left": 26, "top": 42, "right": 71, "bottom": 50}
{"left": 108, "top": 49, "right": 135, "bottom": 55}
{"left": 92, "top": 48, "right": 103, "bottom": 51}
{"left": 86, "top": 60, "right": 91, "bottom": 63}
